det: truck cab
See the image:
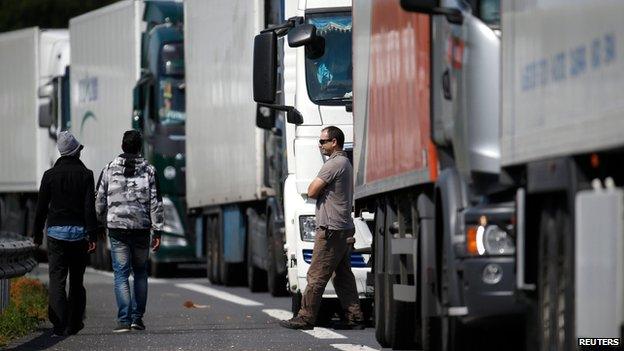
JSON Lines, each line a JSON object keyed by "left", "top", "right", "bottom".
{"left": 132, "top": 1, "right": 193, "bottom": 275}
{"left": 253, "top": 0, "right": 373, "bottom": 316}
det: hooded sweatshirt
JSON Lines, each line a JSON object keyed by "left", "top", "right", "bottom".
{"left": 95, "top": 153, "right": 164, "bottom": 235}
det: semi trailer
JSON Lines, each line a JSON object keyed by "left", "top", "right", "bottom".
{"left": 70, "top": 0, "right": 194, "bottom": 275}
{"left": 500, "top": 0, "right": 624, "bottom": 349}
{"left": 0, "top": 27, "right": 70, "bottom": 254}
{"left": 353, "top": 0, "right": 522, "bottom": 349}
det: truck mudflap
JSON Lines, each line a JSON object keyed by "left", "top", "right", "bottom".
{"left": 575, "top": 185, "right": 624, "bottom": 339}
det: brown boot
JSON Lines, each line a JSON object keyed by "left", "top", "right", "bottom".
{"left": 279, "top": 316, "right": 314, "bottom": 330}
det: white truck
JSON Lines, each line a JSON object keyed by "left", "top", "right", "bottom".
{"left": 186, "top": 0, "right": 372, "bottom": 320}
{"left": 69, "top": 1, "right": 142, "bottom": 270}
{"left": 0, "top": 27, "right": 70, "bottom": 246}
{"left": 501, "top": 0, "right": 624, "bottom": 349}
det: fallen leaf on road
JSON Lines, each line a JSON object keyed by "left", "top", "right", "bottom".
{"left": 183, "top": 300, "right": 209, "bottom": 308}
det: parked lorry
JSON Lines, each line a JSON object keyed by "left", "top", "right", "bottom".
{"left": 499, "top": 0, "right": 624, "bottom": 349}
{"left": 353, "top": 0, "right": 522, "bottom": 349}
{"left": 0, "top": 27, "right": 70, "bottom": 252}
{"left": 186, "top": 0, "right": 373, "bottom": 316}
{"left": 70, "top": 0, "right": 194, "bottom": 275}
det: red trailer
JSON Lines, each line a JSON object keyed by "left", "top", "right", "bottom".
{"left": 353, "top": 0, "right": 523, "bottom": 349}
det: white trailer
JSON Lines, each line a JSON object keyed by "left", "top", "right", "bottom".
{"left": 186, "top": 0, "right": 372, "bottom": 319}
{"left": 69, "top": 0, "right": 142, "bottom": 175}
{"left": 0, "top": 27, "right": 69, "bottom": 238}
{"left": 502, "top": 0, "right": 624, "bottom": 347}
{"left": 184, "top": 1, "right": 265, "bottom": 209}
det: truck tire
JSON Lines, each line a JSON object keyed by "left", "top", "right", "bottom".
{"left": 150, "top": 261, "right": 172, "bottom": 278}
{"left": 373, "top": 205, "right": 389, "bottom": 347}
{"left": 538, "top": 203, "right": 573, "bottom": 351}
{"left": 291, "top": 290, "right": 302, "bottom": 317}
{"left": 247, "top": 228, "right": 267, "bottom": 292}
{"left": 207, "top": 217, "right": 221, "bottom": 284}
{"left": 267, "top": 215, "right": 287, "bottom": 296}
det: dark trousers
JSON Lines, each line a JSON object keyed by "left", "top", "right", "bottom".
{"left": 298, "top": 227, "right": 364, "bottom": 324}
{"left": 47, "top": 237, "right": 88, "bottom": 334}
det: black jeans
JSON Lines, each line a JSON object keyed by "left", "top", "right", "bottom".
{"left": 47, "top": 237, "right": 89, "bottom": 333}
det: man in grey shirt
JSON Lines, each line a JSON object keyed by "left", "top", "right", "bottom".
{"left": 280, "top": 126, "right": 364, "bottom": 330}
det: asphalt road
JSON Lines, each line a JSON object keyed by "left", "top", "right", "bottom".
{"left": 5, "top": 264, "right": 381, "bottom": 351}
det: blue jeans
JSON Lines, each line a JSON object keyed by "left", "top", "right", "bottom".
{"left": 110, "top": 234, "right": 150, "bottom": 325}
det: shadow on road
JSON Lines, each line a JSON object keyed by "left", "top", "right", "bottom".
{"left": 4, "top": 328, "right": 65, "bottom": 351}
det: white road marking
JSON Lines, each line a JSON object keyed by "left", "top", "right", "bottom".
{"left": 331, "top": 344, "right": 379, "bottom": 351}
{"left": 262, "top": 308, "right": 293, "bottom": 320}
{"left": 262, "top": 309, "right": 348, "bottom": 340}
{"left": 175, "top": 283, "right": 263, "bottom": 306}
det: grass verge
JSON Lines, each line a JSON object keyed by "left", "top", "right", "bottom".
{"left": 0, "top": 277, "right": 47, "bottom": 347}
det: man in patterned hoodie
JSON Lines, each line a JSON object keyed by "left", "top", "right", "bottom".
{"left": 95, "top": 130, "right": 164, "bottom": 333}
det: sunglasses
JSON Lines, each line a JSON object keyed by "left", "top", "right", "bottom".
{"left": 319, "top": 138, "right": 334, "bottom": 145}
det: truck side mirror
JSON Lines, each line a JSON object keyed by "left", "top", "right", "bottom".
{"left": 400, "top": 0, "right": 463, "bottom": 24}
{"left": 38, "top": 97, "right": 54, "bottom": 128}
{"left": 288, "top": 24, "right": 324, "bottom": 59}
{"left": 253, "top": 31, "right": 277, "bottom": 104}
{"left": 286, "top": 108, "right": 303, "bottom": 125}
{"left": 256, "top": 105, "right": 276, "bottom": 130}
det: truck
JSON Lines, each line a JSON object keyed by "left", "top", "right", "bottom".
{"left": 499, "top": 0, "right": 624, "bottom": 349}
{"left": 0, "top": 27, "right": 70, "bottom": 253}
{"left": 70, "top": 0, "right": 194, "bottom": 275}
{"left": 353, "top": 0, "right": 523, "bottom": 349}
{"left": 186, "top": 0, "right": 373, "bottom": 319}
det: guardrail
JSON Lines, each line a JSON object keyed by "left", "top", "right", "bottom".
{"left": 0, "top": 231, "right": 37, "bottom": 312}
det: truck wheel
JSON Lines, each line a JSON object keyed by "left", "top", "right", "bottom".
{"left": 247, "top": 229, "right": 267, "bottom": 292}
{"left": 291, "top": 291, "right": 302, "bottom": 317}
{"left": 538, "top": 203, "right": 573, "bottom": 351}
{"left": 151, "top": 261, "right": 173, "bottom": 278}
{"left": 267, "top": 215, "right": 287, "bottom": 296}
{"left": 207, "top": 217, "right": 221, "bottom": 284}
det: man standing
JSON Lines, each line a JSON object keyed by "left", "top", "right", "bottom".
{"left": 95, "top": 130, "right": 163, "bottom": 333}
{"left": 33, "top": 131, "right": 97, "bottom": 336}
{"left": 280, "top": 126, "right": 365, "bottom": 330}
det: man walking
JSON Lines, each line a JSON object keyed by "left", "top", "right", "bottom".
{"left": 33, "top": 131, "right": 97, "bottom": 336}
{"left": 280, "top": 126, "right": 365, "bottom": 330}
{"left": 95, "top": 130, "right": 163, "bottom": 332}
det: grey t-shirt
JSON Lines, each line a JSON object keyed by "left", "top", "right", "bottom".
{"left": 315, "top": 150, "right": 354, "bottom": 230}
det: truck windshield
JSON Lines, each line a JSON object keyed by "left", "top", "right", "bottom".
{"left": 158, "top": 78, "right": 185, "bottom": 124}
{"left": 477, "top": 0, "right": 500, "bottom": 28}
{"left": 304, "top": 12, "right": 352, "bottom": 105}
{"left": 158, "top": 41, "right": 185, "bottom": 124}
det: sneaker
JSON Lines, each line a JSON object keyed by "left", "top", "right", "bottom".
{"left": 279, "top": 316, "right": 314, "bottom": 330}
{"left": 131, "top": 319, "right": 145, "bottom": 331}
{"left": 113, "top": 323, "right": 131, "bottom": 333}
{"left": 331, "top": 320, "right": 366, "bottom": 330}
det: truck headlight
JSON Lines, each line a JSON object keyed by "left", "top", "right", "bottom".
{"left": 162, "top": 196, "right": 184, "bottom": 235}
{"left": 466, "top": 224, "right": 515, "bottom": 256}
{"left": 483, "top": 225, "right": 515, "bottom": 255}
{"left": 299, "top": 216, "right": 317, "bottom": 242}
{"left": 160, "top": 234, "right": 188, "bottom": 247}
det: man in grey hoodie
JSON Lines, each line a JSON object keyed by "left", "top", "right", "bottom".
{"left": 95, "top": 130, "right": 164, "bottom": 333}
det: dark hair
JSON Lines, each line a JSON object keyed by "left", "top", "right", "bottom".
{"left": 122, "top": 130, "right": 143, "bottom": 154}
{"left": 322, "top": 126, "right": 345, "bottom": 148}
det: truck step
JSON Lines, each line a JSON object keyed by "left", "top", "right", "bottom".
{"left": 392, "top": 283, "right": 416, "bottom": 302}
{"left": 390, "top": 237, "right": 416, "bottom": 255}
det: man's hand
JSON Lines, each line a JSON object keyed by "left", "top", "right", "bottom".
{"left": 87, "top": 241, "right": 97, "bottom": 253}
{"left": 307, "top": 177, "right": 327, "bottom": 199}
{"left": 151, "top": 237, "right": 161, "bottom": 253}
